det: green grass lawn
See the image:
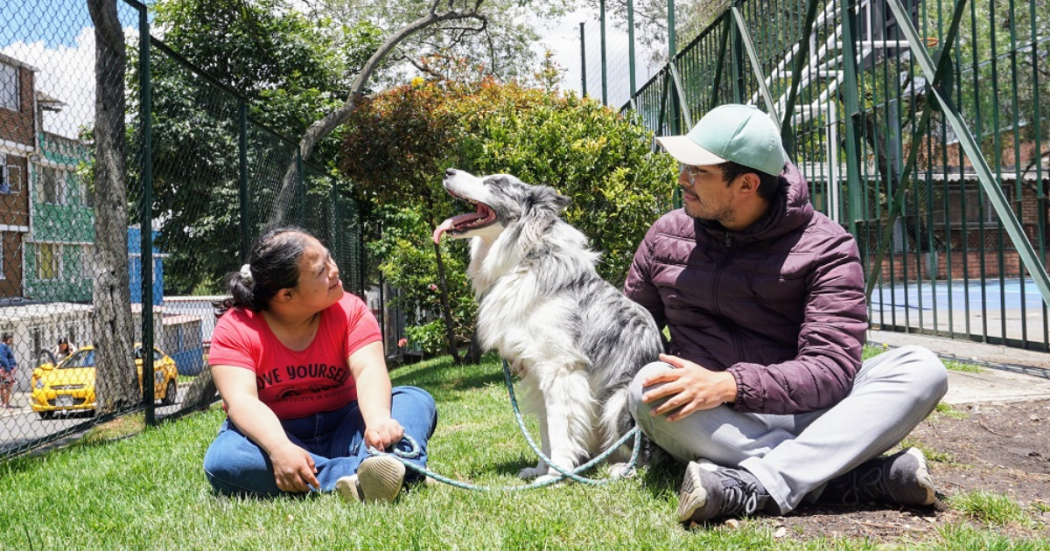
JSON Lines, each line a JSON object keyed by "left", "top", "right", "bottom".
{"left": 0, "top": 350, "right": 1045, "bottom": 550}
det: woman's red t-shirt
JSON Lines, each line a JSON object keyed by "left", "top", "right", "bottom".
{"left": 209, "top": 293, "right": 382, "bottom": 420}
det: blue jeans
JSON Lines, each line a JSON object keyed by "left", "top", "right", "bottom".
{"left": 203, "top": 385, "right": 437, "bottom": 497}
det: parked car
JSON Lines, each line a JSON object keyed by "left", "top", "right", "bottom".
{"left": 30, "top": 344, "right": 179, "bottom": 419}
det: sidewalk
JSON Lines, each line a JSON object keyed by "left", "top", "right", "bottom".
{"left": 869, "top": 329, "right": 1050, "bottom": 405}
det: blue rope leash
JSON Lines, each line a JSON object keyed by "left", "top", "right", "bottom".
{"left": 367, "top": 359, "right": 642, "bottom": 491}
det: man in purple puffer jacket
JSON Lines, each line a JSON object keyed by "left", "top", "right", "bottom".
{"left": 625, "top": 104, "right": 949, "bottom": 524}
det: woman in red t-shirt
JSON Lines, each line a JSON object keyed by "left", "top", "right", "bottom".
{"left": 203, "top": 227, "right": 437, "bottom": 503}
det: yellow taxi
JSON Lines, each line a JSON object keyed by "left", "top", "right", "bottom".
{"left": 30, "top": 344, "right": 179, "bottom": 419}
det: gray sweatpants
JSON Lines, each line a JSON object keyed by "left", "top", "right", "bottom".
{"left": 628, "top": 345, "right": 949, "bottom": 514}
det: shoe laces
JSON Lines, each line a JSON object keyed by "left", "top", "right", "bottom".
{"left": 717, "top": 469, "right": 763, "bottom": 516}
{"left": 839, "top": 463, "right": 887, "bottom": 506}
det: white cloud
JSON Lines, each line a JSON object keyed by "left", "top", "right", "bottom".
{"left": 2, "top": 26, "right": 95, "bottom": 138}
{"left": 1, "top": 25, "right": 138, "bottom": 139}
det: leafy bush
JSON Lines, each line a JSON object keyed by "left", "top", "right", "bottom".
{"left": 451, "top": 83, "right": 677, "bottom": 284}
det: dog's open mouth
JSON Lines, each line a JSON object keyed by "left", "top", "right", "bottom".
{"left": 432, "top": 198, "right": 497, "bottom": 243}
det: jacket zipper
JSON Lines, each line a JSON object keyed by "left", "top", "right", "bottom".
{"left": 709, "top": 231, "right": 734, "bottom": 317}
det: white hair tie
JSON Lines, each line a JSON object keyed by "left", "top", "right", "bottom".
{"left": 239, "top": 264, "right": 253, "bottom": 283}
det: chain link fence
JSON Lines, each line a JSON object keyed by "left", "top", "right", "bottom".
{"left": 0, "top": 0, "right": 364, "bottom": 460}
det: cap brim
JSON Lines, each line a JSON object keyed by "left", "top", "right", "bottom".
{"left": 655, "top": 135, "right": 728, "bottom": 166}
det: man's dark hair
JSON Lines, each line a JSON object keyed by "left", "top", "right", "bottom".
{"left": 1, "top": 333, "right": 11, "bottom": 341}
{"left": 720, "top": 161, "right": 783, "bottom": 201}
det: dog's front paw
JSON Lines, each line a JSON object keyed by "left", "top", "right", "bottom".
{"left": 532, "top": 473, "right": 564, "bottom": 486}
{"left": 607, "top": 462, "right": 637, "bottom": 479}
{"left": 518, "top": 465, "right": 549, "bottom": 480}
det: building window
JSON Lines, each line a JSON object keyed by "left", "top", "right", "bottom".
{"left": 0, "top": 63, "right": 17, "bottom": 111}
{"left": 0, "top": 232, "right": 5, "bottom": 280}
{"left": 0, "top": 154, "right": 21, "bottom": 194}
{"left": 38, "top": 166, "right": 66, "bottom": 205}
{"left": 37, "top": 243, "right": 60, "bottom": 280}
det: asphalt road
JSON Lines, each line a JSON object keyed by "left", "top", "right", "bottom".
{"left": 0, "top": 387, "right": 188, "bottom": 455}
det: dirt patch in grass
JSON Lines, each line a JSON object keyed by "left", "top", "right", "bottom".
{"left": 748, "top": 400, "right": 1050, "bottom": 544}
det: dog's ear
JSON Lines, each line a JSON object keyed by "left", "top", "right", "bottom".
{"left": 552, "top": 192, "right": 572, "bottom": 212}
{"left": 526, "top": 185, "right": 571, "bottom": 217}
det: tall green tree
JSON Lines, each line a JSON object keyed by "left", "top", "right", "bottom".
{"left": 138, "top": 0, "right": 380, "bottom": 294}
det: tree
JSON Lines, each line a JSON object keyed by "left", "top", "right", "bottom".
{"left": 309, "top": 0, "right": 575, "bottom": 85}
{"left": 269, "top": 0, "right": 492, "bottom": 225}
{"left": 88, "top": 0, "right": 138, "bottom": 413}
{"left": 139, "top": 0, "right": 375, "bottom": 294}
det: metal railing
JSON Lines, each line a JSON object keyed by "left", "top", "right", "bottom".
{"left": 600, "top": 0, "right": 1050, "bottom": 351}
{"left": 0, "top": 0, "right": 364, "bottom": 460}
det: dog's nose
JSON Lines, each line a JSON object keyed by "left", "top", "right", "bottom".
{"left": 445, "top": 168, "right": 456, "bottom": 177}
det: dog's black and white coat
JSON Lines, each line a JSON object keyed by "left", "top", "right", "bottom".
{"left": 434, "top": 168, "right": 664, "bottom": 482}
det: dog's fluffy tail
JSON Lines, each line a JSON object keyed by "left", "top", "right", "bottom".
{"left": 603, "top": 386, "right": 670, "bottom": 468}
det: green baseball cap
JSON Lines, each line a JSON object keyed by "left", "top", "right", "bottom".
{"left": 656, "top": 104, "right": 788, "bottom": 177}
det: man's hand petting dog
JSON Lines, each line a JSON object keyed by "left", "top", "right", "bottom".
{"left": 641, "top": 354, "right": 738, "bottom": 421}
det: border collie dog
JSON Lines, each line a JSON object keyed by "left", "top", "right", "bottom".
{"left": 433, "top": 168, "right": 664, "bottom": 482}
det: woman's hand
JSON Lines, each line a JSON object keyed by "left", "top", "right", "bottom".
{"left": 268, "top": 441, "right": 320, "bottom": 493}
{"left": 364, "top": 418, "right": 405, "bottom": 451}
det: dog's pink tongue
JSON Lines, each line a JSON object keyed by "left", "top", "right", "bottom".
{"left": 433, "top": 212, "right": 486, "bottom": 244}
{"left": 433, "top": 219, "right": 455, "bottom": 244}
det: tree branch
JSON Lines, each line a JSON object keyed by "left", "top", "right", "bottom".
{"left": 269, "top": 3, "right": 487, "bottom": 224}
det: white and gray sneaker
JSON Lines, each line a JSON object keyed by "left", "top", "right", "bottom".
{"left": 677, "top": 460, "right": 771, "bottom": 524}
{"left": 819, "top": 447, "right": 936, "bottom": 507}
{"left": 336, "top": 455, "right": 406, "bottom": 504}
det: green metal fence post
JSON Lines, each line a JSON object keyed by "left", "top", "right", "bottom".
{"left": 730, "top": 0, "right": 745, "bottom": 103}
{"left": 138, "top": 4, "right": 155, "bottom": 426}
{"left": 839, "top": 0, "right": 864, "bottom": 238}
{"left": 239, "top": 100, "right": 249, "bottom": 260}
{"left": 601, "top": 0, "right": 608, "bottom": 105}
{"left": 710, "top": 17, "right": 729, "bottom": 111}
{"left": 628, "top": 0, "right": 637, "bottom": 96}
{"left": 667, "top": 0, "right": 676, "bottom": 61}
{"left": 668, "top": 0, "right": 680, "bottom": 134}
{"left": 580, "top": 22, "right": 587, "bottom": 98}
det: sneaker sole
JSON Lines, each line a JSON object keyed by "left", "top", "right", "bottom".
{"left": 335, "top": 475, "right": 363, "bottom": 503}
{"left": 358, "top": 456, "right": 406, "bottom": 504}
{"left": 906, "top": 447, "right": 936, "bottom": 506}
{"left": 676, "top": 461, "right": 712, "bottom": 523}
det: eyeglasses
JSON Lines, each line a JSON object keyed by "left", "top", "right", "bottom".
{"left": 679, "top": 164, "right": 727, "bottom": 188}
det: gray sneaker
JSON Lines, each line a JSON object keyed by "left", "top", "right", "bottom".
{"left": 677, "top": 460, "right": 771, "bottom": 524}
{"left": 819, "top": 447, "right": 936, "bottom": 507}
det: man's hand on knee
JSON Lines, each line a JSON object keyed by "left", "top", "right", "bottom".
{"left": 641, "top": 354, "right": 738, "bottom": 421}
